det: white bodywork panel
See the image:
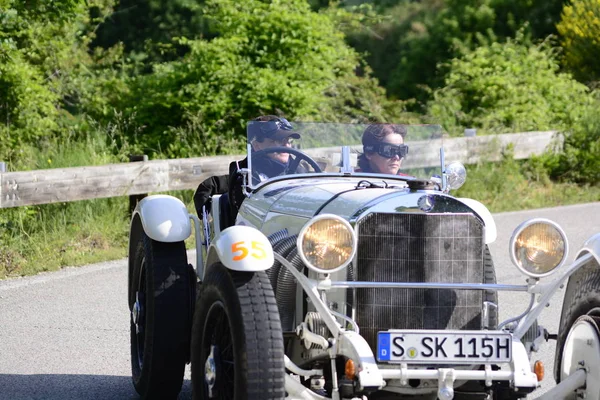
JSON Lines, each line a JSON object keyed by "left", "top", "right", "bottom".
{"left": 576, "top": 232, "right": 600, "bottom": 265}
{"left": 206, "top": 226, "right": 274, "bottom": 272}
{"left": 560, "top": 317, "right": 600, "bottom": 400}
{"left": 457, "top": 197, "right": 497, "bottom": 244}
{"left": 134, "top": 195, "right": 191, "bottom": 242}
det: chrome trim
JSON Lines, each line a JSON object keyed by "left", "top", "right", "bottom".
{"left": 274, "top": 253, "right": 384, "bottom": 390}
{"left": 380, "top": 368, "right": 512, "bottom": 382}
{"left": 533, "top": 369, "right": 586, "bottom": 400}
{"left": 341, "top": 146, "right": 352, "bottom": 174}
{"left": 498, "top": 293, "right": 535, "bottom": 330}
{"left": 273, "top": 253, "right": 341, "bottom": 336}
{"left": 321, "top": 281, "right": 529, "bottom": 292}
{"left": 296, "top": 214, "right": 357, "bottom": 274}
{"left": 440, "top": 147, "right": 448, "bottom": 193}
{"left": 509, "top": 218, "right": 569, "bottom": 278}
{"left": 513, "top": 253, "right": 594, "bottom": 339}
{"left": 250, "top": 172, "right": 415, "bottom": 191}
{"left": 190, "top": 214, "right": 204, "bottom": 280}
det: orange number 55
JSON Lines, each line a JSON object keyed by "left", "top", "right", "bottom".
{"left": 231, "top": 241, "right": 267, "bottom": 261}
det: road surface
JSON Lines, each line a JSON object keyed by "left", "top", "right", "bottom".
{"left": 0, "top": 202, "right": 599, "bottom": 399}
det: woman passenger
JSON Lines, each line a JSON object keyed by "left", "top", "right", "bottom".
{"left": 357, "top": 124, "right": 409, "bottom": 175}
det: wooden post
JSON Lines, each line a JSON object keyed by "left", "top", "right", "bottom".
{"left": 129, "top": 155, "right": 148, "bottom": 215}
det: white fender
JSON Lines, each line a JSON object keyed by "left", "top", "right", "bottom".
{"left": 457, "top": 198, "right": 497, "bottom": 244}
{"left": 133, "top": 195, "right": 191, "bottom": 242}
{"left": 206, "top": 226, "right": 274, "bottom": 272}
{"left": 576, "top": 232, "right": 600, "bottom": 266}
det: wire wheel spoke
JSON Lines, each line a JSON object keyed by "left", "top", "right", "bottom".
{"left": 203, "top": 301, "right": 235, "bottom": 399}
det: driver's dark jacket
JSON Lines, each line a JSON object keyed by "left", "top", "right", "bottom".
{"left": 193, "top": 158, "right": 247, "bottom": 218}
{"left": 193, "top": 155, "right": 293, "bottom": 218}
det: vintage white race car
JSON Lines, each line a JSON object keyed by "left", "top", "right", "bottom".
{"left": 127, "top": 122, "right": 600, "bottom": 400}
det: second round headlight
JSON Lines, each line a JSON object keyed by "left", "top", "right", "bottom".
{"left": 509, "top": 218, "right": 568, "bottom": 278}
{"left": 297, "top": 215, "right": 357, "bottom": 274}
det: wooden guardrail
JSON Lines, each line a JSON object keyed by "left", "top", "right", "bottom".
{"left": 0, "top": 131, "right": 558, "bottom": 209}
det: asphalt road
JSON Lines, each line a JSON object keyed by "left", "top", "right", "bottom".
{"left": 0, "top": 202, "right": 599, "bottom": 400}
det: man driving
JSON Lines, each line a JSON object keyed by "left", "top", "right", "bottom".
{"left": 193, "top": 115, "right": 300, "bottom": 220}
{"left": 247, "top": 116, "right": 301, "bottom": 182}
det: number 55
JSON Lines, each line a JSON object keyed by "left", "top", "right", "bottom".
{"left": 231, "top": 241, "right": 267, "bottom": 261}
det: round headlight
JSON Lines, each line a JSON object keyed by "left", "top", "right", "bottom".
{"left": 509, "top": 219, "right": 568, "bottom": 278}
{"left": 446, "top": 162, "right": 467, "bottom": 190}
{"left": 297, "top": 214, "right": 357, "bottom": 274}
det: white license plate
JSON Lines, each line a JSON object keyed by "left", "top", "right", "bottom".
{"left": 377, "top": 330, "right": 512, "bottom": 364}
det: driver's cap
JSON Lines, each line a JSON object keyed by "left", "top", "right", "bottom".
{"left": 248, "top": 117, "right": 301, "bottom": 142}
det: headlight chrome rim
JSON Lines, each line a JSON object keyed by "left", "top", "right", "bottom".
{"left": 446, "top": 161, "right": 467, "bottom": 190}
{"left": 509, "top": 218, "right": 569, "bottom": 278}
{"left": 297, "top": 214, "right": 357, "bottom": 274}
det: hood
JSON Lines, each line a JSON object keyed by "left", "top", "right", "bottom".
{"left": 238, "top": 176, "right": 496, "bottom": 243}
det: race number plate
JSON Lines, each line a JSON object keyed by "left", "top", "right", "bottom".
{"left": 377, "top": 330, "right": 512, "bottom": 364}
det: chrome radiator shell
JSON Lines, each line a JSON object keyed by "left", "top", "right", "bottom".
{"left": 352, "top": 212, "right": 485, "bottom": 352}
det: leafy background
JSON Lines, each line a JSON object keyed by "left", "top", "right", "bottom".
{"left": 1, "top": 0, "right": 599, "bottom": 277}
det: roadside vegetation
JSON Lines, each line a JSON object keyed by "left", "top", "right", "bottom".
{"left": 1, "top": 0, "right": 599, "bottom": 278}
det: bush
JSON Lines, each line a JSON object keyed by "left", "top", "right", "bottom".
{"left": 427, "top": 32, "right": 595, "bottom": 135}
{"left": 542, "top": 108, "right": 600, "bottom": 185}
{"left": 121, "top": 0, "right": 405, "bottom": 157}
{"left": 0, "top": 42, "right": 60, "bottom": 151}
{"left": 556, "top": 0, "right": 600, "bottom": 84}
{"left": 345, "top": 0, "right": 566, "bottom": 107}
{"left": 0, "top": 0, "right": 121, "bottom": 160}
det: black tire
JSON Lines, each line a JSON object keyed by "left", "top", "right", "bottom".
{"left": 129, "top": 231, "right": 191, "bottom": 400}
{"left": 554, "top": 255, "right": 600, "bottom": 382}
{"left": 191, "top": 263, "right": 285, "bottom": 400}
{"left": 483, "top": 245, "right": 498, "bottom": 329}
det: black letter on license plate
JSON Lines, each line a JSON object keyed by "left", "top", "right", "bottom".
{"left": 392, "top": 337, "right": 405, "bottom": 357}
{"left": 497, "top": 337, "right": 510, "bottom": 359}
{"left": 435, "top": 337, "right": 448, "bottom": 358}
{"left": 421, "top": 337, "right": 433, "bottom": 357}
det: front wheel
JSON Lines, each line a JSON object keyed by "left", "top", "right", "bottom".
{"left": 555, "top": 257, "right": 600, "bottom": 397}
{"left": 191, "top": 263, "right": 285, "bottom": 400}
{"left": 130, "top": 230, "right": 192, "bottom": 399}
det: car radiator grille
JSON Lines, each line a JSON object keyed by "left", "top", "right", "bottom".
{"left": 353, "top": 212, "right": 485, "bottom": 353}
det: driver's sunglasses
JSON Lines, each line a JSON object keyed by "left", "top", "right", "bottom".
{"left": 364, "top": 143, "right": 409, "bottom": 159}
{"left": 266, "top": 137, "right": 295, "bottom": 146}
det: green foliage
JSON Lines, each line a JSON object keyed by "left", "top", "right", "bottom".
{"left": 123, "top": 0, "right": 400, "bottom": 157}
{"left": 0, "top": 42, "right": 60, "bottom": 151}
{"left": 427, "top": 33, "right": 594, "bottom": 135}
{"left": 345, "top": 0, "right": 566, "bottom": 106}
{"left": 92, "top": 0, "right": 207, "bottom": 65}
{"left": 0, "top": 0, "right": 121, "bottom": 160}
{"left": 454, "top": 150, "right": 600, "bottom": 212}
{"left": 557, "top": 0, "right": 600, "bottom": 83}
{"left": 0, "top": 125, "right": 135, "bottom": 278}
{"left": 490, "top": 0, "right": 565, "bottom": 39}
{"left": 541, "top": 109, "right": 600, "bottom": 185}
{"left": 346, "top": 0, "right": 498, "bottom": 106}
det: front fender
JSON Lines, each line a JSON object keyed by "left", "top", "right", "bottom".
{"left": 132, "top": 195, "right": 191, "bottom": 243}
{"left": 576, "top": 232, "right": 600, "bottom": 266}
{"left": 457, "top": 197, "right": 497, "bottom": 244}
{"left": 206, "top": 226, "right": 274, "bottom": 273}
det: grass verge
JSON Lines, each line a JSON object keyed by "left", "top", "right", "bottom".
{"left": 0, "top": 140, "right": 598, "bottom": 279}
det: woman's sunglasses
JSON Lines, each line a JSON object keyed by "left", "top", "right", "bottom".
{"left": 364, "top": 143, "right": 409, "bottom": 159}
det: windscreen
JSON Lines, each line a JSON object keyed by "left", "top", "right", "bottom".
{"left": 246, "top": 121, "right": 444, "bottom": 187}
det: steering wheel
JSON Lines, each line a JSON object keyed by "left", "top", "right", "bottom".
{"left": 251, "top": 146, "right": 322, "bottom": 176}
